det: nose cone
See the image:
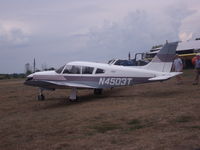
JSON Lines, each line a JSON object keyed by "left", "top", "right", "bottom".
{"left": 24, "top": 73, "right": 35, "bottom": 85}
{"left": 27, "top": 73, "right": 34, "bottom": 78}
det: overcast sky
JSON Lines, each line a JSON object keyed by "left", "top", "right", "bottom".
{"left": 0, "top": 0, "right": 200, "bottom": 73}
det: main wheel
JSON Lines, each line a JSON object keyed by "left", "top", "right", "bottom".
{"left": 94, "top": 89, "right": 103, "bottom": 95}
{"left": 38, "top": 94, "right": 45, "bottom": 101}
{"left": 69, "top": 96, "right": 80, "bottom": 102}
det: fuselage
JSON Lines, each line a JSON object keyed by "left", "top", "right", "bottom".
{"left": 24, "top": 42, "right": 179, "bottom": 101}
{"left": 24, "top": 61, "right": 164, "bottom": 89}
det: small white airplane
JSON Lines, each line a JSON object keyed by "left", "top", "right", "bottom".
{"left": 25, "top": 42, "right": 181, "bottom": 101}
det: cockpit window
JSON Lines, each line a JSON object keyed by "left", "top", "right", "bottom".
{"left": 95, "top": 68, "right": 105, "bottom": 74}
{"left": 63, "top": 65, "right": 81, "bottom": 74}
{"left": 56, "top": 65, "right": 65, "bottom": 74}
{"left": 82, "top": 66, "right": 94, "bottom": 74}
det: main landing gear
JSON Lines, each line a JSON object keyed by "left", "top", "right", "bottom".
{"left": 69, "top": 88, "right": 78, "bottom": 102}
{"left": 36, "top": 88, "right": 78, "bottom": 102}
{"left": 38, "top": 88, "right": 45, "bottom": 101}
{"left": 94, "top": 89, "right": 103, "bottom": 95}
{"left": 68, "top": 88, "right": 103, "bottom": 102}
{"left": 36, "top": 88, "right": 103, "bottom": 101}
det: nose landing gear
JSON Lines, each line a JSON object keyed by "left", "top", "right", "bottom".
{"left": 38, "top": 88, "right": 45, "bottom": 101}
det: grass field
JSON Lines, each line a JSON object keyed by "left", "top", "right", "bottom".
{"left": 0, "top": 69, "right": 200, "bottom": 150}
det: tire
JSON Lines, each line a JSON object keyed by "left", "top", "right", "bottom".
{"left": 94, "top": 89, "right": 103, "bottom": 95}
{"left": 38, "top": 95, "right": 45, "bottom": 101}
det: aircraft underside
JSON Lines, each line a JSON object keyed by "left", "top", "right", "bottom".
{"left": 25, "top": 76, "right": 151, "bottom": 101}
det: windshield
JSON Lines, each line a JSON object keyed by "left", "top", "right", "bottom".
{"left": 63, "top": 65, "right": 81, "bottom": 74}
{"left": 55, "top": 65, "right": 65, "bottom": 74}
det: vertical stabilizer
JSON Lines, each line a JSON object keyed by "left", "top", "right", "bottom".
{"left": 143, "top": 42, "right": 178, "bottom": 72}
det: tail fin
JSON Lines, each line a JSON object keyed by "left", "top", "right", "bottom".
{"left": 143, "top": 42, "right": 178, "bottom": 72}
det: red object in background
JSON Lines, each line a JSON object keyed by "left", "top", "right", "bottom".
{"left": 192, "top": 56, "right": 197, "bottom": 65}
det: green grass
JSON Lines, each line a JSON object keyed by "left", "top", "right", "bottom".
{"left": 174, "top": 115, "right": 193, "bottom": 123}
{"left": 90, "top": 122, "right": 121, "bottom": 133}
{"left": 127, "top": 119, "right": 140, "bottom": 125}
{"left": 188, "top": 126, "right": 200, "bottom": 130}
{"left": 127, "top": 119, "right": 146, "bottom": 131}
{"left": 182, "top": 69, "right": 194, "bottom": 77}
{"left": 128, "top": 125, "right": 145, "bottom": 131}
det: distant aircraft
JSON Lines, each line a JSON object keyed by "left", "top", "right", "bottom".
{"left": 24, "top": 42, "right": 181, "bottom": 101}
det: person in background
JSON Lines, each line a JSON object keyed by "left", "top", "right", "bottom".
{"left": 173, "top": 54, "right": 183, "bottom": 84}
{"left": 193, "top": 54, "right": 200, "bottom": 85}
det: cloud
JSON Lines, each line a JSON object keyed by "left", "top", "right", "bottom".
{"left": 70, "top": 9, "right": 188, "bottom": 60}
{"left": 163, "top": 1, "right": 197, "bottom": 41}
{"left": 0, "top": 20, "right": 30, "bottom": 46}
{"left": 178, "top": 9, "right": 200, "bottom": 41}
{"left": 179, "top": 32, "right": 193, "bottom": 41}
{"left": 52, "top": 1, "right": 196, "bottom": 64}
{"left": 26, "top": 2, "right": 194, "bottom": 65}
{"left": 0, "top": 0, "right": 200, "bottom": 73}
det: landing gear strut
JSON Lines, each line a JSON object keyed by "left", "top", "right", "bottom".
{"left": 69, "top": 88, "right": 77, "bottom": 101}
{"left": 38, "top": 88, "right": 45, "bottom": 101}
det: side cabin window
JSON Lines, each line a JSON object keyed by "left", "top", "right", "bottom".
{"left": 82, "top": 66, "right": 94, "bottom": 74}
{"left": 95, "top": 68, "right": 105, "bottom": 74}
{"left": 56, "top": 65, "right": 65, "bottom": 74}
{"left": 63, "top": 65, "right": 81, "bottom": 74}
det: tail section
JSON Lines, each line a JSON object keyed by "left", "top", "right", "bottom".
{"left": 143, "top": 42, "right": 178, "bottom": 72}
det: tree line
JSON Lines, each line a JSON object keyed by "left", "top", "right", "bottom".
{"left": 0, "top": 73, "right": 26, "bottom": 80}
{"left": 0, "top": 61, "right": 55, "bottom": 80}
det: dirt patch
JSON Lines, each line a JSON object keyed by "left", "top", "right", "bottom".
{"left": 0, "top": 70, "right": 200, "bottom": 150}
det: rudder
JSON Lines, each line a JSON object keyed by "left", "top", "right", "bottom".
{"left": 143, "top": 42, "right": 178, "bottom": 72}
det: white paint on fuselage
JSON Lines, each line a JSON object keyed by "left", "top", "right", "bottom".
{"left": 28, "top": 71, "right": 57, "bottom": 78}
{"left": 27, "top": 61, "right": 171, "bottom": 85}
{"left": 29, "top": 70, "right": 65, "bottom": 81}
{"left": 28, "top": 61, "right": 167, "bottom": 80}
{"left": 66, "top": 61, "right": 163, "bottom": 78}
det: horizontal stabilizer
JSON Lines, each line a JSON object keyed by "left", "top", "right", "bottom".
{"left": 149, "top": 72, "right": 182, "bottom": 81}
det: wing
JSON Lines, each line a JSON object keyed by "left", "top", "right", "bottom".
{"left": 148, "top": 72, "right": 182, "bottom": 81}
{"left": 46, "top": 80, "right": 97, "bottom": 89}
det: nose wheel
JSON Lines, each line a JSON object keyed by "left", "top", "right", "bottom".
{"left": 38, "top": 88, "right": 45, "bottom": 101}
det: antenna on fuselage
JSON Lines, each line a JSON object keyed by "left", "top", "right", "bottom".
{"left": 128, "top": 52, "right": 131, "bottom": 60}
{"left": 33, "top": 58, "right": 36, "bottom": 73}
